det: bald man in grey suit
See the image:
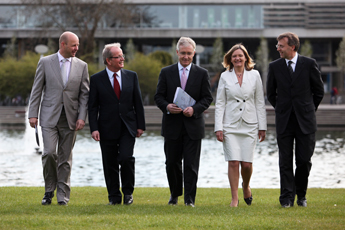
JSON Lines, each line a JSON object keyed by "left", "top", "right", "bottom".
{"left": 28, "top": 31, "right": 89, "bottom": 206}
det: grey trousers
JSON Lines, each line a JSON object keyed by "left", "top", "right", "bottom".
{"left": 41, "top": 109, "right": 77, "bottom": 203}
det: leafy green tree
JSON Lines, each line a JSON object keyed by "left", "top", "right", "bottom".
{"left": 336, "top": 36, "right": 345, "bottom": 93}
{"left": 300, "top": 40, "right": 313, "bottom": 58}
{"left": 125, "top": 53, "right": 162, "bottom": 104}
{"left": 0, "top": 52, "right": 40, "bottom": 101}
{"left": 255, "top": 37, "right": 270, "bottom": 93}
{"left": 148, "top": 50, "right": 173, "bottom": 67}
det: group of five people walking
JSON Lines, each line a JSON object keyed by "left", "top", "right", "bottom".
{"left": 28, "top": 31, "right": 324, "bottom": 208}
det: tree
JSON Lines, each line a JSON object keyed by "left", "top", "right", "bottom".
{"left": 209, "top": 38, "right": 224, "bottom": 92}
{"left": 22, "top": 0, "right": 135, "bottom": 62}
{"left": 125, "top": 39, "right": 136, "bottom": 62}
{"left": 300, "top": 40, "right": 313, "bottom": 58}
{"left": 336, "top": 36, "right": 345, "bottom": 93}
{"left": 169, "top": 39, "right": 178, "bottom": 63}
{"left": 0, "top": 52, "right": 41, "bottom": 101}
{"left": 3, "top": 36, "right": 17, "bottom": 58}
{"left": 148, "top": 50, "right": 173, "bottom": 67}
{"left": 255, "top": 37, "right": 270, "bottom": 94}
{"left": 210, "top": 37, "right": 224, "bottom": 73}
{"left": 125, "top": 53, "right": 162, "bottom": 105}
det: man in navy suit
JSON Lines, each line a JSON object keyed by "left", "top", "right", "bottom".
{"left": 154, "top": 37, "right": 213, "bottom": 207}
{"left": 267, "top": 32, "right": 324, "bottom": 208}
{"left": 88, "top": 43, "right": 145, "bottom": 205}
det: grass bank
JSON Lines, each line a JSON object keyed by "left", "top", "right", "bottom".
{"left": 0, "top": 187, "right": 344, "bottom": 229}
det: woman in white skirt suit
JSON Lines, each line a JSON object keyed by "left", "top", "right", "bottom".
{"left": 215, "top": 44, "right": 267, "bottom": 207}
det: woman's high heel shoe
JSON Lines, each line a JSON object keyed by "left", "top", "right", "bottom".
{"left": 242, "top": 182, "right": 253, "bottom": 206}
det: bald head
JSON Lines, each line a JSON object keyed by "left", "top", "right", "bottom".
{"left": 59, "top": 31, "right": 79, "bottom": 58}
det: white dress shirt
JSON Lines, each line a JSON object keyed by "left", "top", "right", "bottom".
{"left": 106, "top": 67, "right": 122, "bottom": 90}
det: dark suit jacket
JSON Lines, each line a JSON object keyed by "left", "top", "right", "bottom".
{"left": 266, "top": 55, "right": 324, "bottom": 135}
{"left": 88, "top": 69, "right": 145, "bottom": 140}
{"left": 154, "top": 63, "right": 213, "bottom": 140}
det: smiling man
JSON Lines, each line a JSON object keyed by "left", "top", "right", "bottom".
{"left": 267, "top": 32, "right": 324, "bottom": 208}
{"left": 88, "top": 43, "right": 145, "bottom": 206}
{"left": 154, "top": 37, "right": 213, "bottom": 207}
{"left": 28, "top": 31, "right": 90, "bottom": 206}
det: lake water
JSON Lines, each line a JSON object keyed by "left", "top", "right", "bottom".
{"left": 0, "top": 124, "right": 344, "bottom": 188}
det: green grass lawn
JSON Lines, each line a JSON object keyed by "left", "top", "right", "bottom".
{"left": 0, "top": 187, "right": 344, "bottom": 229}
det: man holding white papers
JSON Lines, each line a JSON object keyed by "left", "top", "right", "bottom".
{"left": 154, "top": 37, "right": 213, "bottom": 207}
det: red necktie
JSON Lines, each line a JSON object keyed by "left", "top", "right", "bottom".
{"left": 113, "top": 73, "right": 121, "bottom": 99}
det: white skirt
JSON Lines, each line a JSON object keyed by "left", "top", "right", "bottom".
{"left": 222, "top": 119, "right": 258, "bottom": 163}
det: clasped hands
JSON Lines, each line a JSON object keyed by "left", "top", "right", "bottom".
{"left": 167, "top": 103, "right": 193, "bottom": 117}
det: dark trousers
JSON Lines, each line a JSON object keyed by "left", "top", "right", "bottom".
{"left": 277, "top": 112, "right": 315, "bottom": 205}
{"left": 99, "top": 122, "right": 135, "bottom": 203}
{"left": 164, "top": 125, "right": 201, "bottom": 204}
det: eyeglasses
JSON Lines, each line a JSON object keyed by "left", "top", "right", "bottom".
{"left": 275, "top": 45, "right": 284, "bottom": 49}
{"left": 109, "top": 54, "right": 125, "bottom": 59}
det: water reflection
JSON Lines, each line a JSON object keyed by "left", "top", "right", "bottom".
{"left": 0, "top": 127, "right": 344, "bottom": 188}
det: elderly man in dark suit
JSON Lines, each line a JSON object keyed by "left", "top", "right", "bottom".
{"left": 267, "top": 32, "right": 324, "bottom": 208}
{"left": 88, "top": 43, "right": 145, "bottom": 205}
{"left": 28, "top": 31, "right": 89, "bottom": 206}
{"left": 154, "top": 37, "right": 213, "bottom": 207}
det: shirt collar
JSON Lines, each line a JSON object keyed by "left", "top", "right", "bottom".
{"left": 178, "top": 62, "right": 192, "bottom": 71}
{"left": 285, "top": 53, "right": 298, "bottom": 65}
{"left": 57, "top": 51, "right": 72, "bottom": 62}
{"left": 106, "top": 67, "right": 121, "bottom": 78}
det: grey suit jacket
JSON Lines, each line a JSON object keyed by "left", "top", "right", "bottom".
{"left": 28, "top": 53, "right": 90, "bottom": 130}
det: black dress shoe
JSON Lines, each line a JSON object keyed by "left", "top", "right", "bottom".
{"left": 41, "top": 192, "right": 54, "bottom": 205}
{"left": 124, "top": 195, "right": 133, "bottom": 205}
{"left": 107, "top": 200, "right": 121, "bottom": 205}
{"left": 168, "top": 196, "right": 178, "bottom": 205}
{"left": 185, "top": 202, "right": 195, "bottom": 207}
{"left": 297, "top": 198, "right": 307, "bottom": 207}
{"left": 281, "top": 203, "right": 292, "bottom": 208}
{"left": 58, "top": 201, "right": 68, "bottom": 206}
{"left": 242, "top": 182, "right": 253, "bottom": 206}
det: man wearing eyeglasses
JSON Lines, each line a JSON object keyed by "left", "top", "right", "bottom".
{"left": 154, "top": 37, "right": 213, "bottom": 207}
{"left": 267, "top": 32, "right": 324, "bottom": 208}
{"left": 88, "top": 43, "right": 145, "bottom": 205}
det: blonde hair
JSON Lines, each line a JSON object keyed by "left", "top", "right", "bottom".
{"left": 222, "top": 44, "right": 255, "bottom": 71}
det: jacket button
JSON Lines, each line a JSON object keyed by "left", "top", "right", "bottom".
{"left": 240, "top": 108, "right": 242, "bottom": 111}
{"left": 237, "top": 100, "right": 239, "bottom": 102}
{"left": 243, "top": 100, "right": 246, "bottom": 102}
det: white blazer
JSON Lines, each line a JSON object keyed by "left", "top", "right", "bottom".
{"left": 214, "top": 69, "right": 267, "bottom": 132}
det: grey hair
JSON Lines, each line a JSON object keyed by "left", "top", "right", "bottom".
{"left": 103, "top": 43, "right": 121, "bottom": 64}
{"left": 176, "top": 37, "right": 196, "bottom": 51}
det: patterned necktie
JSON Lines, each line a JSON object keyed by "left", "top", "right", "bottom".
{"left": 288, "top": 61, "right": 294, "bottom": 78}
{"left": 113, "top": 73, "right": 121, "bottom": 99}
{"left": 181, "top": 67, "right": 187, "bottom": 90}
{"left": 61, "top": 58, "right": 68, "bottom": 86}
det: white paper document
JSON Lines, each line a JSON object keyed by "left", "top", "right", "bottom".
{"left": 173, "top": 87, "right": 196, "bottom": 110}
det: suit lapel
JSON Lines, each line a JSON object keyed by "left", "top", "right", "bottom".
{"left": 278, "top": 58, "right": 292, "bottom": 83}
{"left": 170, "top": 64, "right": 181, "bottom": 89}
{"left": 67, "top": 57, "right": 78, "bottom": 88}
{"left": 100, "top": 69, "right": 118, "bottom": 100}
{"left": 184, "top": 63, "right": 196, "bottom": 92}
{"left": 292, "top": 55, "right": 304, "bottom": 83}
{"left": 50, "top": 54, "right": 64, "bottom": 87}
{"left": 120, "top": 69, "right": 129, "bottom": 101}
